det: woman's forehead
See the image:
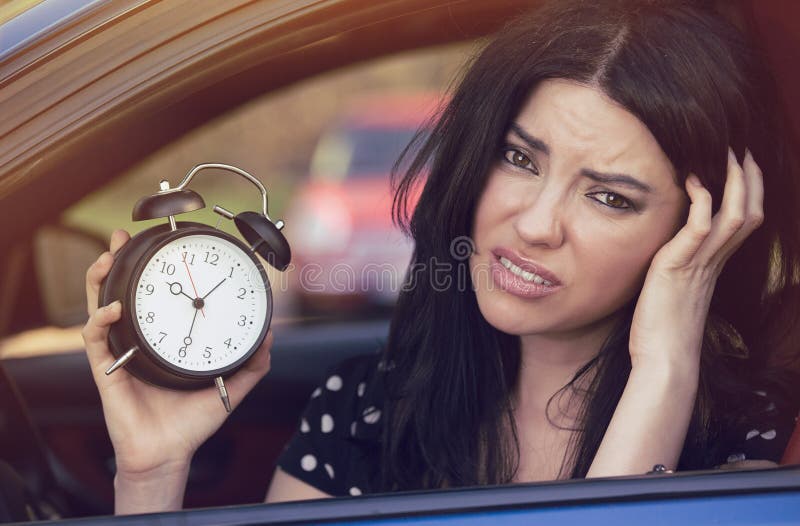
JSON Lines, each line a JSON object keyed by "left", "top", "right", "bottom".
{"left": 512, "top": 79, "right": 677, "bottom": 185}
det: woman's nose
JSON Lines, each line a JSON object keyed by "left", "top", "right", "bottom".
{"left": 512, "top": 186, "right": 566, "bottom": 248}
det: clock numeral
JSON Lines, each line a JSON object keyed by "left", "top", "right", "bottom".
{"left": 203, "top": 347, "right": 212, "bottom": 359}
{"left": 158, "top": 331, "right": 167, "bottom": 343}
{"left": 204, "top": 252, "right": 219, "bottom": 266}
{"left": 160, "top": 262, "right": 176, "bottom": 275}
{"left": 178, "top": 346, "right": 187, "bottom": 358}
{"left": 237, "top": 288, "right": 246, "bottom": 299}
{"left": 145, "top": 284, "right": 155, "bottom": 295}
{"left": 145, "top": 312, "right": 155, "bottom": 323}
{"left": 228, "top": 267, "right": 234, "bottom": 278}
{"left": 224, "top": 338, "right": 232, "bottom": 348}
{"left": 182, "top": 252, "right": 195, "bottom": 265}
{"left": 237, "top": 315, "right": 246, "bottom": 327}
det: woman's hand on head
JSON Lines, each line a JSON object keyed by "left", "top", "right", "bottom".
{"left": 628, "top": 148, "right": 764, "bottom": 373}
{"left": 82, "top": 230, "right": 273, "bottom": 511}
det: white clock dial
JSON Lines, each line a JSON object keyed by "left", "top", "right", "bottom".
{"left": 133, "top": 233, "right": 270, "bottom": 372}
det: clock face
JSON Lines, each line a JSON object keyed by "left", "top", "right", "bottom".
{"left": 132, "top": 233, "right": 270, "bottom": 373}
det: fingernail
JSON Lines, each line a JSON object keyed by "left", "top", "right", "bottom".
{"left": 744, "top": 148, "right": 753, "bottom": 163}
{"left": 687, "top": 175, "right": 702, "bottom": 186}
{"left": 728, "top": 147, "right": 737, "bottom": 163}
{"left": 105, "top": 300, "right": 121, "bottom": 311}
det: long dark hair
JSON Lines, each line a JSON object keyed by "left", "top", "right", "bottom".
{"left": 380, "top": 0, "right": 800, "bottom": 491}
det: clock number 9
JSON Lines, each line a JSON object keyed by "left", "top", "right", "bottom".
{"left": 144, "top": 284, "right": 154, "bottom": 295}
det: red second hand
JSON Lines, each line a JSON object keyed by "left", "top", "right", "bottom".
{"left": 184, "top": 260, "right": 206, "bottom": 318}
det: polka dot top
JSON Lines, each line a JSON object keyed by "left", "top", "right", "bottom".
{"left": 277, "top": 354, "right": 386, "bottom": 496}
{"left": 276, "top": 353, "right": 798, "bottom": 496}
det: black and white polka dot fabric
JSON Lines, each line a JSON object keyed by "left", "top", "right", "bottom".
{"left": 716, "top": 387, "right": 797, "bottom": 465}
{"left": 277, "top": 354, "right": 385, "bottom": 496}
{"left": 277, "top": 354, "right": 798, "bottom": 495}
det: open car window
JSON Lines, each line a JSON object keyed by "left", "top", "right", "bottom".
{"left": 0, "top": 0, "right": 798, "bottom": 523}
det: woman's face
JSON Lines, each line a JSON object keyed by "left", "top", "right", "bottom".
{"left": 470, "top": 79, "right": 688, "bottom": 340}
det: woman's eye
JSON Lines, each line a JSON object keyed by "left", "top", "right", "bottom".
{"left": 503, "top": 148, "right": 538, "bottom": 174}
{"left": 588, "top": 192, "right": 632, "bottom": 210}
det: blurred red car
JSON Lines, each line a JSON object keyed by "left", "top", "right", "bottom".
{"left": 286, "top": 93, "right": 439, "bottom": 314}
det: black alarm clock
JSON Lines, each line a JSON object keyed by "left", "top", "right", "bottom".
{"left": 98, "top": 163, "right": 291, "bottom": 412}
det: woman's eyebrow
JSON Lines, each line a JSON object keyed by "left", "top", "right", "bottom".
{"left": 510, "top": 123, "right": 549, "bottom": 154}
{"left": 581, "top": 169, "right": 653, "bottom": 193}
{"left": 510, "top": 122, "right": 653, "bottom": 193}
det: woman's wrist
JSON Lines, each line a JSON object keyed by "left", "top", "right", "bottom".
{"left": 114, "top": 459, "right": 191, "bottom": 515}
{"left": 629, "top": 355, "right": 700, "bottom": 386}
{"left": 587, "top": 360, "right": 699, "bottom": 478}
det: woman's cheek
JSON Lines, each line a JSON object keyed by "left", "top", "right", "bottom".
{"left": 573, "top": 221, "right": 659, "bottom": 310}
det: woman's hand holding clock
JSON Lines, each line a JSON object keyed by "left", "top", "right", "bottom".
{"left": 588, "top": 149, "right": 764, "bottom": 477}
{"left": 82, "top": 229, "right": 273, "bottom": 514}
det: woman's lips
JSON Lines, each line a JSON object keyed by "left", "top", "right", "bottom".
{"left": 489, "top": 247, "right": 563, "bottom": 299}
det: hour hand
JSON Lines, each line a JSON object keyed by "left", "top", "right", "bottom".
{"left": 166, "top": 281, "right": 194, "bottom": 301}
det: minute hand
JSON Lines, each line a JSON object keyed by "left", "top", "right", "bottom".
{"left": 202, "top": 278, "right": 227, "bottom": 300}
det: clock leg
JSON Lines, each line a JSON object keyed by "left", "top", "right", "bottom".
{"left": 105, "top": 346, "right": 139, "bottom": 375}
{"left": 215, "top": 376, "right": 232, "bottom": 413}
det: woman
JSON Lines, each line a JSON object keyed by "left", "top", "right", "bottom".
{"left": 83, "top": 0, "right": 800, "bottom": 513}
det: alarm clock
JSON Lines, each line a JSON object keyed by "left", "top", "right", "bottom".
{"left": 98, "top": 163, "right": 291, "bottom": 412}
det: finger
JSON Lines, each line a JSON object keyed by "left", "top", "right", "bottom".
{"left": 223, "top": 330, "right": 273, "bottom": 410}
{"left": 86, "top": 252, "right": 115, "bottom": 317}
{"left": 742, "top": 149, "right": 764, "bottom": 228}
{"left": 708, "top": 149, "right": 765, "bottom": 265}
{"left": 110, "top": 229, "right": 131, "bottom": 257}
{"left": 81, "top": 300, "right": 122, "bottom": 373}
{"left": 653, "top": 175, "right": 712, "bottom": 267}
{"left": 697, "top": 148, "right": 747, "bottom": 262}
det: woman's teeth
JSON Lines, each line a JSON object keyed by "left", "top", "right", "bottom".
{"left": 499, "top": 256, "right": 553, "bottom": 286}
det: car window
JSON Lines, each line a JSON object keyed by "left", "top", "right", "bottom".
{"left": 311, "top": 126, "right": 421, "bottom": 181}
{"left": 0, "top": 41, "right": 472, "bottom": 355}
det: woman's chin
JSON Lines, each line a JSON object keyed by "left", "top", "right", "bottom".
{"left": 475, "top": 290, "right": 552, "bottom": 336}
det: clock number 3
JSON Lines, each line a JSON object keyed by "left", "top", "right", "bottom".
{"left": 237, "top": 315, "right": 246, "bottom": 326}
